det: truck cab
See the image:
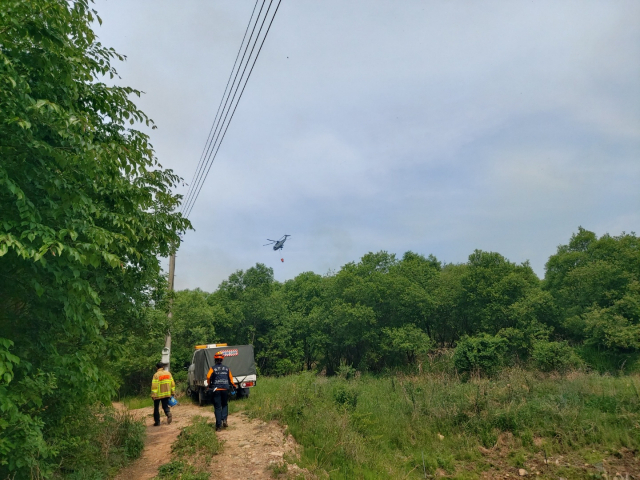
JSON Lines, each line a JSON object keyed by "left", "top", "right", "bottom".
{"left": 186, "top": 344, "right": 257, "bottom": 406}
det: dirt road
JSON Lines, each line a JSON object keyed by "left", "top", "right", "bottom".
{"left": 114, "top": 401, "right": 310, "bottom": 480}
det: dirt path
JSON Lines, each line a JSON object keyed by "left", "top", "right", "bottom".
{"left": 210, "top": 412, "right": 308, "bottom": 479}
{"left": 114, "top": 401, "right": 310, "bottom": 480}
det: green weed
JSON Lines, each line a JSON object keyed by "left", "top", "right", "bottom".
{"left": 241, "top": 370, "right": 640, "bottom": 479}
{"left": 154, "top": 460, "right": 209, "bottom": 480}
{"left": 268, "top": 461, "right": 288, "bottom": 477}
{"left": 171, "top": 415, "right": 222, "bottom": 460}
{"left": 153, "top": 416, "right": 222, "bottom": 480}
{"left": 121, "top": 395, "right": 155, "bottom": 409}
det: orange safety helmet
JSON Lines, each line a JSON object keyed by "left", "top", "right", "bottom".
{"left": 213, "top": 351, "right": 224, "bottom": 360}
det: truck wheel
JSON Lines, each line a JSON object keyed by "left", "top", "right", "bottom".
{"left": 187, "top": 387, "right": 198, "bottom": 401}
{"left": 198, "top": 388, "right": 206, "bottom": 406}
{"left": 241, "top": 388, "right": 250, "bottom": 398}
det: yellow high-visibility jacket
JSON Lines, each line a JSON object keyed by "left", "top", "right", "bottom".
{"left": 151, "top": 368, "right": 176, "bottom": 399}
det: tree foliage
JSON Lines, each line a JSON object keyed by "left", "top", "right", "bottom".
{"left": 0, "top": 1, "right": 188, "bottom": 476}
{"left": 156, "top": 229, "right": 639, "bottom": 387}
{"left": 544, "top": 227, "right": 640, "bottom": 350}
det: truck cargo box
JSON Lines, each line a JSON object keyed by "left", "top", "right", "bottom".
{"left": 192, "top": 345, "right": 256, "bottom": 382}
{"left": 187, "top": 344, "right": 257, "bottom": 404}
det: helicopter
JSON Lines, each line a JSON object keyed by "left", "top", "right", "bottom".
{"left": 264, "top": 235, "right": 290, "bottom": 251}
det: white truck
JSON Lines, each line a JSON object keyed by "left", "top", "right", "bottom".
{"left": 186, "top": 344, "right": 257, "bottom": 406}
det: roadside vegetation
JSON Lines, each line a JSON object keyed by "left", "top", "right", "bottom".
{"left": 242, "top": 369, "right": 640, "bottom": 479}
{"left": 53, "top": 407, "right": 146, "bottom": 480}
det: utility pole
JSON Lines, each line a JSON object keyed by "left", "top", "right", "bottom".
{"left": 167, "top": 252, "right": 176, "bottom": 306}
{"left": 162, "top": 251, "right": 176, "bottom": 371}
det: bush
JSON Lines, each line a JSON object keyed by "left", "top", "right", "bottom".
{"left": 531, "top": 340, "right": 580, "bottom": 372}
{"left": 453, "top": 334, "right": 509, "bottom": 375}
{"left": 337, "top": 361, "right": 357, "bottom": 380}
{"left": 333, "top": 384, "right": 359, "bottom": 410}
{"left": 575, "top": 345, "right": 640, "bottom": 374}
{"left": 53, "top": 405, "right": 145, "bottom": 478}
{"left": 583, "top": 307, "right": 640, "bottom": 351}
{"left": 497, "top": 321, "right": 551, "bottom": 361}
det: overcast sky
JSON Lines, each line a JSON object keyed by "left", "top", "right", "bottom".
{"left": 94, "top": 0, "right": 640, "bottom": 290}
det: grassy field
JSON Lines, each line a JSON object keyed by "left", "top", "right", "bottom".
{"left": 238, "top": 369, "right": 640, "bottom": 479}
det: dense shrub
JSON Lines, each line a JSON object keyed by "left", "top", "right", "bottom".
{"left": 531, "top": 340, "right": 581, "bottom": 372}
{"left": 545, "top": 229, "right": 640, "bottom": 350}
{"left": 333, "top": 383, "right": 359, "bottom": 410}
{"left": 575, "top": 345, "right": 640, "bottom": 374}
{"left": 453, "top": 334, "right": 509, "bottom": 375}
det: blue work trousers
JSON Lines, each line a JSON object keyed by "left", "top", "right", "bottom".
{"left": 212, "top": 390, "right": 229, "bottom": 427}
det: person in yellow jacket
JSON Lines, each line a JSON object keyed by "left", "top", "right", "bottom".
{"left": 151, "top": 362, "right": 176, "bottom": 426}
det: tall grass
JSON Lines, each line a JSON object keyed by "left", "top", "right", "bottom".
{"left": 243, "top": 370, "right": 640, "bottom": 479}
{"left": 53, "top": 405, "right": 145, "bottom": 479}
{"left": 121, "top": 396, "right": 154, "bottom": 410}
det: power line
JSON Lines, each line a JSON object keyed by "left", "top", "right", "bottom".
{"left": 186, "top": 0, "right": 283, "bottom": 219}
{"left": 182, "top": 0, "right": 282, "bottom": 218}
{"left": 181, "top": 0, "right": 260, "bottom": 216}
{"left": 184, "top": 0, "right": 277, "bottom": 218}
{"left": 185, "top": 0, "right": 278, "bottom": 218}
{"left": 182, "top": 0, "right": 268, "bottom": 217}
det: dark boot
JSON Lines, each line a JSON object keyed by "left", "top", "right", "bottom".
{"left": 167, "top": 413, "right": 172, "bottom": 425}
{"left": 222, "top": 420, "right": 228, "bottom": 428}
{"left": 216, "top": 425, "right": 222, "bottom": 432}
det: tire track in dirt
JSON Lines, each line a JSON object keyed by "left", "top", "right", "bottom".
{"left": 113, "top": 401, "right": 311, "bottom": 480}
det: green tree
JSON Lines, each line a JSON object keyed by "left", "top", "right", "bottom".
{"left": 283, "top": 272, "right": 328, "bottom": 370}
{"left": 460, "top": 251, "right": 542, "bottom": 335}
{"left": 544, "top": 228, "right": 640, "bottom": 350}
{"left": 0, "top": 1, "right": 189, "bottom": 475}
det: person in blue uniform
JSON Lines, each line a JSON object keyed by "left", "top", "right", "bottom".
{"left": 207, "top": 351, "right": 235, "bottom": 431}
